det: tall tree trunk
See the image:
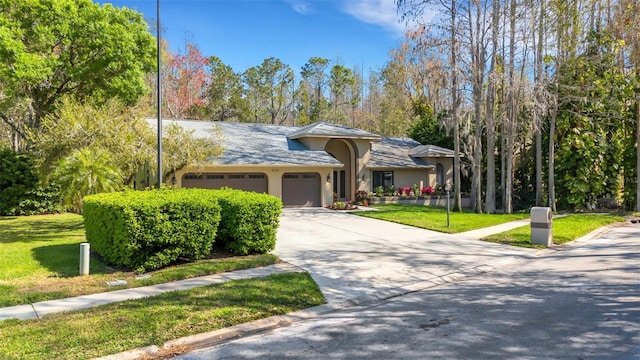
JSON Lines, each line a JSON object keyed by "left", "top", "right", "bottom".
{"left": 451, "top": 0, "right": 462, "bottom": 212}
{"left": 470, "top": 1, "right": 484, "bottom": 214}
{"left": 535, "top": 0, "right": 545, "bottom": 207}
{"left": 503, "top": 0, "right": 517, "bottom": 214}
{"left": 549, "top": 85, "right": 558, "bottom": 212}
{"left": 484, "top": 0, "right": 499, "bottom": 214}
{"left": 637, "top": 95, "right": 640, "bottom": 211}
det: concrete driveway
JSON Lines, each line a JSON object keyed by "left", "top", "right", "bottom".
{"left": 274, "top": 208, "right": 536, "bottom": 304}
{"left": 181, "top": 222, "right": 640, "bottom": 360}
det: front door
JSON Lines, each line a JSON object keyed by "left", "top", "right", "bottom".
{"left": 333, "top": 170, "right": 346, "bottom": 201}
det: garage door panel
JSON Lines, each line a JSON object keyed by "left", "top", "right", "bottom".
{"left": 182, "top": 173, "right": 267, "bottom": 193}
{"left": 282, "top": 173, "right": 321, "bottom": 207}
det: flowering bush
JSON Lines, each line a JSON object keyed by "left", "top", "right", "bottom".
{"left": 422, "top": 186, "right": 434, "bottom": 195}
{"left": 400, "top": 186, "right": 412, "bottom": 195}
{"left": 355, "top": 190, "right": 369, "bottom": 205}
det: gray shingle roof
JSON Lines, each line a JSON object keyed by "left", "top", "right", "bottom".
{"left": 149, "top": 119, "right": 454, "bottom": 169}
{"left": 288, "top": 122, "right": 381, "bottom": 140}
{"left": 409, "top": 144, "right": 456, "bottom": 158}
{"left": 150, "top": 120, "right": 342, "bottom": 167}
{"left": 367, "top": 137, "right": 435, "bottom": 169}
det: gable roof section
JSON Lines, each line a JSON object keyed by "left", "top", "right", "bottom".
{"left": 152, "top": 120, "right": 342, "bottom": 167}
{"left": 288, "top": 121, "right": 381, "bottom": 140}
{"left": 409, "top": 144, "right": 456, "bottom": 158}
{"left": 367, "top": 137, "right": 434, "bottom": 169}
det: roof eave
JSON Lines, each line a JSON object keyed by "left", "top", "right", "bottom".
{"left": 365, "top": 165, "right": 435, "bottom": 170}
{"left": 287, "top": 134, "right": 381, "bottom": 141}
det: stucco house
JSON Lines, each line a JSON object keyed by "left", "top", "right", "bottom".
{"left": 151, "top": 120, "right": 455, "bottom": 207}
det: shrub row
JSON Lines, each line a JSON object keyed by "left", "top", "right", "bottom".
{"left": 83, "top": 188, "right": 282, "bottom": 272}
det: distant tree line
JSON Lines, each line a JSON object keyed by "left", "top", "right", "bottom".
{"left": 143, "top": 40, "right": 421, "bottom": 138}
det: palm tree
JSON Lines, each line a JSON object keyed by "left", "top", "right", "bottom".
{"left": 53, "top": 147, "right": 122, "bottom": 212}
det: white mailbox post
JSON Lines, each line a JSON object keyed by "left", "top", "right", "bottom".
{"left": 530, "top": 207, "right": 552, "bottom": 247}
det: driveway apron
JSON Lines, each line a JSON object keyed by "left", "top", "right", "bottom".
{"left": 274, "top": 208, "right": 536, "bottom": 304}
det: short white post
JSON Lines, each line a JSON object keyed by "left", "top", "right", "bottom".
{"left": 79, "top": 243, "right": 90, "bottom": 276}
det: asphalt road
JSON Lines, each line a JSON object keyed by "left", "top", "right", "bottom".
{"left": 177, "top": 223, "right": 640, "bottom": 360}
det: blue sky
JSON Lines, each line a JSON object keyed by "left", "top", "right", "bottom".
{"left": 98, "top": 0, "right": 415, "bottom": 76}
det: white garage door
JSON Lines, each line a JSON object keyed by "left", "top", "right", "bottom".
{"left": 282, "top": 173, "right": 321, "bottom": 207}
{"left": 182, "top": 173, "right": 268, "bottom": 193}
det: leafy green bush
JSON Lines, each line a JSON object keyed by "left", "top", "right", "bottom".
{"left": 83, "top": 189, "right": 221, "bottom": 272}
{"left": 0, "top": 148, "right": 62, "bottom": 215}
{"left": 207, "top": 188, "right": 282, "bottom": 255}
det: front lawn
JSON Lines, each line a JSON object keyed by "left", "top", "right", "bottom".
{"left": 355, "top": 204, "right": 529, "bottom": 233}
{"left": 0, "top": 272, "right": 324, "bottom": 360}
{"left": 483, "top": 213, "right": 624, "bottom": 248}
{"left": 0, "top": 214, "right": 278, "bottom": 307}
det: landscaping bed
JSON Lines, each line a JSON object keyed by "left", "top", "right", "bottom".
{"left": 368, "top": 195, "right": 471, "bottom": 208}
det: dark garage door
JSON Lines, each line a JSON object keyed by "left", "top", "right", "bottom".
{"left": 282, "top": 173, "right": 321, "bottom": 207}
{"left": 182, "top": 173, "right": 268, "bottom": 193}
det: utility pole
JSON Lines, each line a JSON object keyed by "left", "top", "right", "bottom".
{"left": 156, "top": 0, "right": 162, "bottom": 189}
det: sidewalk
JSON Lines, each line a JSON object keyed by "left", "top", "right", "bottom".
{"left": 0, "top": 262, "right": 301, "bottom": 321}
{"left": 457, "top": 218, "right": 530, "bottom": 239}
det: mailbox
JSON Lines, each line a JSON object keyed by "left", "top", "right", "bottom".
{"left": 530, "top": 207, "right": 552, "bottom": 247}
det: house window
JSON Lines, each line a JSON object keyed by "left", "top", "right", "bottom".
{"left": 372, "top": 171, "right": 394, "bottom": 190}
{"left": 436, "top": 164, "right": 444, "bottom": 185}
{"left": 207, "top": 174, "right": 224, "bottom": 180}
{"left": 228, "top": 174, "right": 245, "bottom": 179}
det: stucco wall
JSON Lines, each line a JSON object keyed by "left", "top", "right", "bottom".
{"left": 389, "top": 169, "right": 430, "bottom": 191}
{"left": 353, "top": 140, "right": 372, "bottom": 194}
{"left": 426, "top": 158, "right": 454, "bottom": 187}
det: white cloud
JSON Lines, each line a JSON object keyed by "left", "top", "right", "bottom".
{"left": 284, "top": 0, "right": 313, "bottom": 15}
{"left": 340, "top": 0, "right": 411, "bottom": 37}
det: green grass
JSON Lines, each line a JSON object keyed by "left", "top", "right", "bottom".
{"left": 355, "top": 204, "right": 530, "bottom": 233}
{"left": 0, "top": 214, "right": 278, "bottom": 307}
{"left": 483, "top": 213, "right": 624, "bottom": 248}
{"left": 0, "top": 272, "right": 325, "bottom": 360}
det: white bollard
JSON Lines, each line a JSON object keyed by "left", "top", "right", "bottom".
{"left": 79, "top": 243, "right": 90, "bottom": 276}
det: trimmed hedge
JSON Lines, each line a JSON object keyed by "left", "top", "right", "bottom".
{"left": 83, "top": 189, "right": 221, "bottom": 272}
{"left": 209, "top": 188, "right": 282, "bottom": 255}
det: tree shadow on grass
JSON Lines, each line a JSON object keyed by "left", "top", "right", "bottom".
{"left": 32, "top": 243, "right": 112, "bottom": 277}
{"left": 0, "top": 215, "right": 85, "bottom": 244}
